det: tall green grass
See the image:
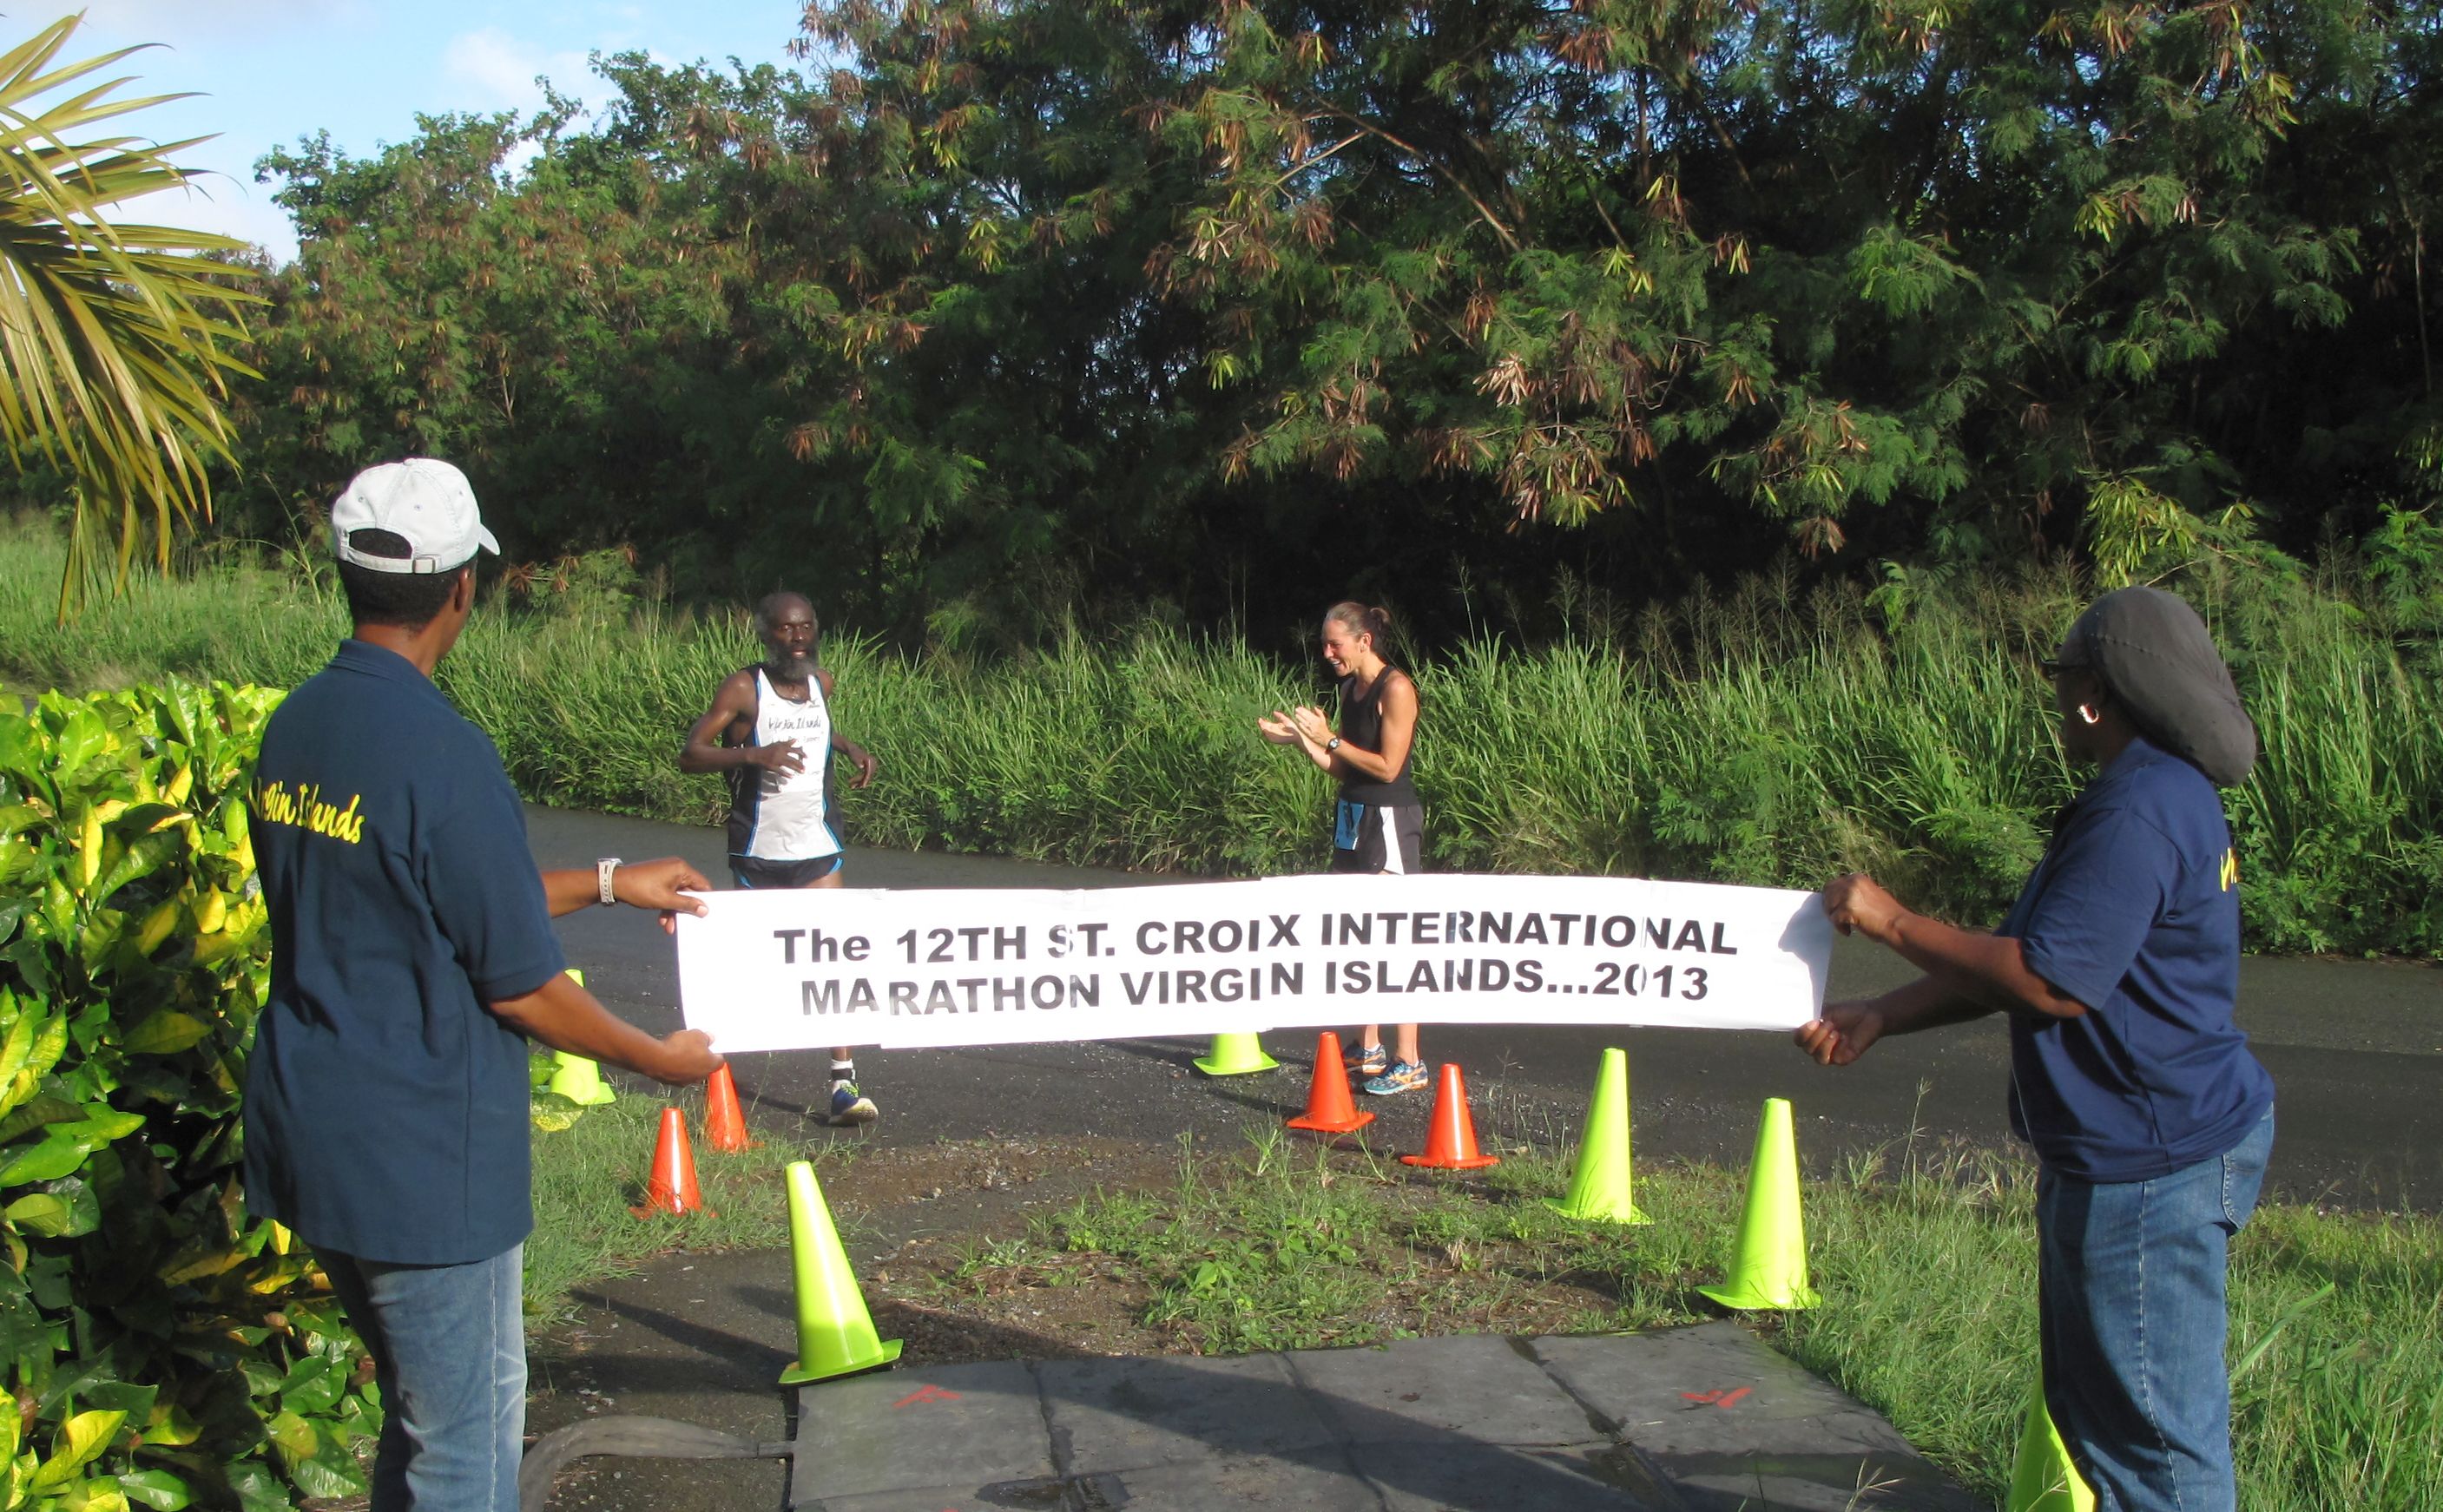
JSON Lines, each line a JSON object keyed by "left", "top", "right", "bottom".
{"left": 3, "top": 524, "right": 2436, "bottom": 955}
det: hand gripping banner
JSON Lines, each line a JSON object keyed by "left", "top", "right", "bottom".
{"left": 673, "top": 873, "right": 1833, "bottom": 1054}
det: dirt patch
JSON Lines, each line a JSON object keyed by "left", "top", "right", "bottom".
{"left": 829, "top": 1133, "right": 1177, "bottom": 1231}
{"left": 833, "top": 1134, "right": 1181, "bottom": 1359}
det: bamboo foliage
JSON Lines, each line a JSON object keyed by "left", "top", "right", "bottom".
{"left": 0, "top": 16, "right": 257, "bottom": 619}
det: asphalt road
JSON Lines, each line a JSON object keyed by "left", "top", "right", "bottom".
{"left": 532, "top": 806, "right": 2443, "bottom": 1212}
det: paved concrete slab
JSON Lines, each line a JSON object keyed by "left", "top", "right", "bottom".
{"left": 1354, "top": 1442, "right": 1672, "bottom": 1511}
{"left": 1041, "top": 1351, "right": 1340, "bottom": 1467}
{"left": 1291, "top": 1332, "right": 1604, "bottom": 1447}
{"left": 805, "top": 1491, "right": 1058, "bottom": 1512}
{"left": 1534, "top": 1324, "right": 1914, "bottom": 1442}
{"left": 790, "top": 1360, "right": 1051, "bottom": 1504}
{"left": 1062, "top": 1457, "right": 1382, "bottom": 1509}
{"left": 1650, "top": 1450, "right": 1972, "bottom": 1512}
{"left": 1530, "top": 1326, "right": 1974, "bottom": 1510}
{"left": 761, "top": 1325, "right": 1980, "bottom": 1512}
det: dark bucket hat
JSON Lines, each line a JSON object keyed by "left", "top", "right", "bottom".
{"left": 2054, "top": 587, "right": 2256, "bottom": 786}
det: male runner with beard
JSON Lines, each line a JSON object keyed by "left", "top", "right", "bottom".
{"left": 682, "top": 591, "right": 882, "bottom": 1123}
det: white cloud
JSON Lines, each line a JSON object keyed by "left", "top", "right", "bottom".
{"left": 440, "top": 26, "right": 595, "bottom": 115}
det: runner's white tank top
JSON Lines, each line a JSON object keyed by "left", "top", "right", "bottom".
{"left": 741, "top": 668, "right": 840, "bottom": 861}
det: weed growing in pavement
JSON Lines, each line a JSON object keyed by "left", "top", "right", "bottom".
{"left": 932, "top": 1127, "right": 2443, "bottom": 1510}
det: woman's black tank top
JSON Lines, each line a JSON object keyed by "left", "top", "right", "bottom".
{"left": 1336, "top": 667, "right": 1421, "bottom": 808}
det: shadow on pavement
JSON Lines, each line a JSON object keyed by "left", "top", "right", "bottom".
{"left": 534, "top": 1281, "right": 1971, "bottom": 1512}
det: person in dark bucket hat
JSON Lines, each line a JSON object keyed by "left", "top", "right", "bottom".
{"left": 1793, "top": 585, "right": 2275, "bottom": 1512}
{"left": 2045, "top": 586, "right": 2257, "bottom": 788}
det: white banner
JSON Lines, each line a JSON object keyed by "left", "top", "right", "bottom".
{"left": 672, "top": 874, "right": 1832, "bottom": 1054}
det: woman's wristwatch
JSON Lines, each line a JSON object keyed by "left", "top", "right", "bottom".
{"left": 1326, "top": 737, "right": 1341, "bottom": 753}
{"left": 597, "top": 857, "right": 622, "bottom": 905}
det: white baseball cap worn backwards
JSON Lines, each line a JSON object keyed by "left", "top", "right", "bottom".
{"left": 331, "top": 458, "right": 502, "bottom": 574}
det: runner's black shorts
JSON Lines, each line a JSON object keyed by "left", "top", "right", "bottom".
{"left": 1330, "top": 802, "right": 1422, "bottom": 875}
{"left": 729, "top": 854, "right": 845, "bottom": 888}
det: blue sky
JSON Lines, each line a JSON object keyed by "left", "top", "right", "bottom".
{"left": 54, "top": 1, "right": 812, "bottom": 264}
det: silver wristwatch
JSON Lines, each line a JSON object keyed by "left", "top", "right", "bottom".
{"left": 596, "top": 857, "right": 622, "bottom": 906}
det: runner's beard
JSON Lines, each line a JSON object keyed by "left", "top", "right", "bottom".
{"left": 765, "top": 648, "right": 817, "bottom": 683}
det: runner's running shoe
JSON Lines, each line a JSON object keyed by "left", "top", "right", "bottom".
{"left": 828, "top": 1081, "right": 879, "bottom": 1125}
{"left": 1362, "top": 1060, "right": 1426, "bottom": 1095}
{"left": 1355, "top": 1042, "right": 1389, "bottom": 1077}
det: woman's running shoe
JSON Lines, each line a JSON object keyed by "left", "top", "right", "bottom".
{"left": 1362, "top": 1060, "right": 1427, "bottom": 1095}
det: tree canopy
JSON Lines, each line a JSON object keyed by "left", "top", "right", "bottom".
{"left": 207, "top": 0, "right": 2443, "bottom": 641}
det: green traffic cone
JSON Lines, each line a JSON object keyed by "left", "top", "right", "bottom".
{"left": 1192, "top": 1032, "right": 1279, "bottom": 1075}
{"left": 545, "top": 970, "right": 618, "bottom": 1105}
{"left": 2006, "top": 1376, "right": 2096, "bottom": 1512}
{"left": 779, "top": 1160, "right": 902, "bottom": 1384}
{"left": 1546, "top": 1048, "right": 1648, "bottom": 1224}
{"left": 1697, "top": 1097, "right": 1821, "bottom": 1310}
{"left": 547, "top": 1052, "right": 617, "bottom": 1106}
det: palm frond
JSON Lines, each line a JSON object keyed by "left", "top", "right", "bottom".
{"left": 0, "top": 13, "right": 264, "bottom": 618}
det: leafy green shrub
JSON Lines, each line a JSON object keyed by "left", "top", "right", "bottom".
{"left": 0, "top": 683, "right": 377, "bottom": 1512}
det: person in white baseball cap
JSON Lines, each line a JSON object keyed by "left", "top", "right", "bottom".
{"left": 330, "top": 457, "right": 502, "bottom": 575}
{"left": 246, "top": 458, "right": 721, "bottom": 1510}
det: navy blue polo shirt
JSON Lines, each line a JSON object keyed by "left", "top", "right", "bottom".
{"left": 1998, "top": 738, "right": 2273, "bottom": 1181}
{"left": 242, "top": 639, "right": 564, "bottom": 1264}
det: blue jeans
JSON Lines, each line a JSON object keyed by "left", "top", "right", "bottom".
{"left": 2037, "top": 1112, "right": 2274, "bottom": 1512}
{"left": 319, "top": 1244, "right": 525, "bottom": 1512}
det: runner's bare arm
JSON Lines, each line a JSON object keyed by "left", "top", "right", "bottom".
{"left": 1291, "top": 671, "right": 1415, "bottom": 782}
{"left": 817, "top": 668, "right": 879, "bottom": 788}
{"left": 1259, "top": 708, "right": 1338, "bottom": 772}
{"left": 488, "top": 971, "right": 721, "bottom": 1084}
{"left": 679, "top": 670, "right": 800, "bottom": 774}
{"left": 833, "top": 733, "right": 879, "bottom": 788}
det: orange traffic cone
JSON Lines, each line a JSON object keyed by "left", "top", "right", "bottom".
{"left": 1287, "top": 1032, "right": 1375, "bottom": 1134}
{"left": 1399, "top": 1063, "right": 1499, "bottom": 1170}
{"left": 632, "top": 1108, "right": 705, "bottom": 1216}
{"left": 703, "top": 1065, "right": 757, "bottom": 1153}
